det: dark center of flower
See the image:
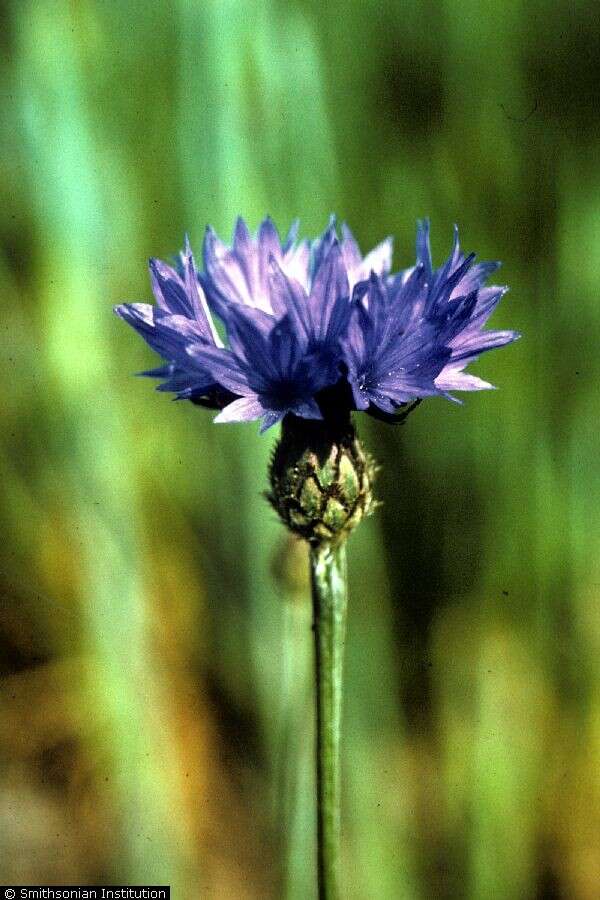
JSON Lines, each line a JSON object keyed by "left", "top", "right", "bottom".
{"left": 264, "top": 380, "right": 309, "bottom": 410}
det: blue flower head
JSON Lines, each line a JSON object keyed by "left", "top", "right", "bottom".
{"left": 115, "top": 217, "right": 519, "bottom": 431}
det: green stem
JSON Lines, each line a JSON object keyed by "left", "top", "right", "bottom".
{"left": 310, "top": 541, "right": 348, "bottom": 900}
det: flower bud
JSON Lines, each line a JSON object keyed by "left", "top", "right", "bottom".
{"left": 268, "top": 416, "right": 377, "bottom": 545}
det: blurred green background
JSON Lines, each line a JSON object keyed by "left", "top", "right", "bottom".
{"left": 1, "top": 0, "right": 598, "bottom": 897}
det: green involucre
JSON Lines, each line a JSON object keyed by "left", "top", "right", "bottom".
{"left": 268, "top": 416, "right": 378, "bottom": 545}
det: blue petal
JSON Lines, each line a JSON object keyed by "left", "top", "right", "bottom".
{"left": 215, "top": 395, "right": 266, "bottom": 424}
{"left": 416, "top": 219, "right": 433, "bottom": 278}
{"left": 308, "top": 241, "right": 350, "bottom": 343}
{"left": 149, "top": 259, "right": 193, "bottom": 318}
{"left": 186, "top": 343, "right": 255, "bottom": 394}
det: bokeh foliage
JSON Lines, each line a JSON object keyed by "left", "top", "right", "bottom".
{"left": 1, "top": 0, "right": 598, "bottom": 897}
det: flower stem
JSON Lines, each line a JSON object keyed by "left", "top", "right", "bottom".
{"left": 310, "top": 541, "right": 348, "bottom": 900}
